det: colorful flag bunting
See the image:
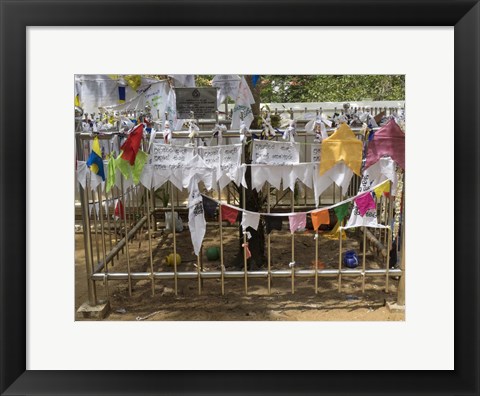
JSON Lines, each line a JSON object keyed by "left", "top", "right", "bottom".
{"left": 333, "top": 202, "right": 350, "bottom": 223}
{"left": 354, "top": 192, "right": 376, "bottom": 216}
{"left": 322, "top": 221, "right": 347, "bottom": 240}
{"left": 221, "top": 205, "right": 239, "bottom": 225}
{"left": 374, "top": 180, "right": 391, "bottom": 199}
{"left": 365, "top": 118, "right": 405, "bottom": 170}
{"left": 264, "top": 216, "right": 284, "bottom": 234}
{"left": 106, "top": 156, "right": 116, "bottom": 193}
{"left": 289, "top": 213, "right": 306, "bottom": 234}
{"left": 241, "top": 211, "right": 260, "bottom": 232}
{"left": 86, "top": 137, "right": 105, "bottom": 181}
{"left": 132, "top": 150, "right": 148, "bottom": 184}
{"left": 319, "top": 123, "right": 363, "bottom": 176}
{"left": 202, "top": 196, "right": 219, "bottom": 217}
{"left": 124, "top": 75, "right": 142, "bottom": 91}
{"left": 189, "top": 201, "right": 206, "bottom": 257}
{"left": 114, "top": 199, "right": 124, "bottom": 219}
{"left": 311, "top": 210, "right": 330, "bottom": 231}
{"left": 120, "top": 123, "right": 144, "bottom": 165}
{"left": 116, "top": 123, "right": 147, "bottom": 180}
{"left": 118, "top": 86, "right": 126, "bottom": 103}
{"left": 231, "top": 76, "right": 255, "bottom": 129}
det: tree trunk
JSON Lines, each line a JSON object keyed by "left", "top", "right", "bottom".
{"left": 235, "top": 75, "right": 266, "bottom": 270}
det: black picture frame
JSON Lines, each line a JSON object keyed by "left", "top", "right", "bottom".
{"left": 1, "top": 1, "right": 478, "bottom": 395}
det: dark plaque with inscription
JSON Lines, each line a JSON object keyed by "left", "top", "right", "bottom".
{"left": 175, "top": 87, "right": 217, "bottom": 119}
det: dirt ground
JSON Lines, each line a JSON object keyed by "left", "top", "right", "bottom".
{"left": 75, "top": 223, "right": 404, "bottom": 321}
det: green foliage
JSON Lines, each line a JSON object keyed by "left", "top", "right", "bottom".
{"left": 195, "top": 75, "right": 405, "bottom": 103}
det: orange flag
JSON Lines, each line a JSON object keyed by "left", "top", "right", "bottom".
{"left": 311, "top": 210, "right": 330, "bottom": 231}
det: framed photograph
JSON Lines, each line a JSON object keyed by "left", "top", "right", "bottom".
{"left": 1, "top": 1, "right": 478, "bottom": 395}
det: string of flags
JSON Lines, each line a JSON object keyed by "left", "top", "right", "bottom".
{"left": 199, "top": 178, "right": 391, "bottom": 235}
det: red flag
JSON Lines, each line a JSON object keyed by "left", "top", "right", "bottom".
{"left": 221, "top": 205, "right": 239, "bottom": 225}
{"left": 114, "top": 200, "right": 125, "bottom": 219}
{"left": 120, "top": 123, "right": 144, "bottom": 165}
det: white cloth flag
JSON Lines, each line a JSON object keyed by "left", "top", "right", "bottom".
{"left": 140, "top": 164, "right": 154, "bottom": 189}
{"left": 363, "top": 157, "right": 398, "bottom": 196}
{"left": 140, "top": 81, "right": 169, "bottom": 119}
{"left": 169, "top": 75, "right": 196, "bottom": 88}
{"left": 241, "top": 211, "right": 261, "bottom": 232}
{"left": 252, "top": 140, "right": 300, "bottom": 165}
{"left": 76, "top": 161, "right": 88, "bottom": 189}
{"left": 198, "top": 144, "right": 244, "bottom": 189}
{"left": 75, "top": 74, "right": 135, "bottom": 114}
{"left": 218, "top": 164, "right": 247, "bottom": 190}
{"left": 250, "top": 163, "right": 315, "bottom": 192}
{"left": 231, "top": 76, "right": 255, "bottom": 129}
{"left": 165, "top": 88, "right": 184, "bottom": 131}
{"left": 344, "top": 156, "right": 398, "bottom": 229}
{"left": 212, "top": 75, "right": 241, "bottom": 105}
{"left": 89, "top": 202, "right": 100, "bottom": 220}
{"left": 76, "top": 160, "right": 108, "bottom": 192}
{"left": 313, "top": 162, "right": 354, "bottom": 207}
{"left": 182, "top": 155, "right": 215, "bottom": 191}
{"left": 187, "top": 177, "right": 206, "bottom": 257}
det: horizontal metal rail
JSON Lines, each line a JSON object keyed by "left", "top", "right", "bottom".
{"left": 91, "top": 268, "right": 402, "bottom": 281}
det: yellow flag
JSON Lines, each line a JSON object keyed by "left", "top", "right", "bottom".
{"left": 124, "top": 75, "right": 142, "bottom": 90}
{"left": 322, "top": 221, "right": 346, "bottom": 240}
{"left": 319, "top": 123, "right": 363, "bottom": 176}
{"left": 374, "top": 180, "right": 391, "bottom": 199}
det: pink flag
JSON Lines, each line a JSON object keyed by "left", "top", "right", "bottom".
{"left": 365, "top": 119, "right": 405, "bottom": 170}
{"left": 354, "top": 192, "right": 376, "bottom": 216}
{"left": 289, "top": 213, "right": 306, "bottom": 234}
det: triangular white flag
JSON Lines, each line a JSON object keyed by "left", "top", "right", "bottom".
{"left": 231, "top": 76, "right": 255, "bottom": 129}
{"left": 241, "top": 211, "right": 260, "bottom": 232}
{"left": 187, "top": 177, "right": 206, "bottom": 256}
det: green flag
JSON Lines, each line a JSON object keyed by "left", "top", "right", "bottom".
{"left": 106, "top": 156, "right": 116, "bottom": 193}
{"left": 132, "top": 150, "right": 148, "bottom": 184}
{"left": 115, "top": 151, "right": 132, "bottom": 179}
{"left": 333, "top": 202, "right": 350, "bottom": 223}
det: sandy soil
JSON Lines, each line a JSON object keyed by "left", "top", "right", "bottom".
{"left": 75, "top": 223, "right": 404, "bottom": 321}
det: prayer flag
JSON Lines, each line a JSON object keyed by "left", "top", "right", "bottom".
{"left": 241, "top": 211, "right": 260, "bottom": 232}
{"left": 333, "top": 202, "right": 350, "bottom": 223}
{"left": 221, "top": 205, "right": 239, "bottom": 225}
{"left": 114, "top": 199, "right": 124, "bottom": 219}
{"left": 365, "top": 119, "right": 405, "bottom": 170}
{"left": 202, "top": 196, "right": 219, "bottom": 217}
{"left": 374, "top": 180, "right": 391, "bottom": 199}
{"left": 319, "top": 123, "right": 363, "bottom": 176}
{"left": 118, "top": 86, "right": 126, "bottom": 103}
{"left": 189, "top": 201, "right": 206, "bottom": 256}
{"left": 264, "top": 216, "right": 284, "bottom": 234}
{"left": 121, "top": 123, "right": 144, "bottom": 165}
{"left": 124, "top": 75, "right": 142, "bottom": 91}
{"left": 116, "top": 123, "right": 147, "bottom": 181}
{"left": 323, "top": 220, "right": 347, "bottom": 240}
{"left": 354, "top": 192, "right": 376, "bottom": 216}
{"left": 231, "top": 76, "right": 255, "bottom": 129}
{"left": 106, "top": 156, "right": 116, "bottom": 193}
{"left": 311, "top": 210, "right": 330, "bottom": 231}
{"left": 289, "top": 213, "right": 306, "bottom": 234}
{"left": 86, "top": 137, "right": 105, "bottom": 181}
{"left": 132, "top": 150, "right": 148, "bottom": 184}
